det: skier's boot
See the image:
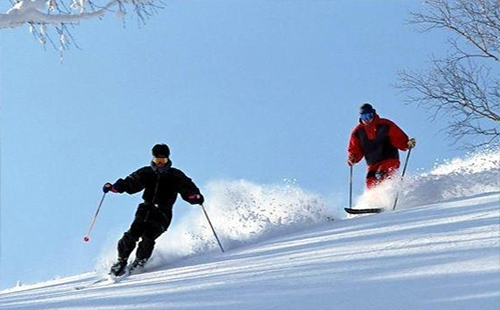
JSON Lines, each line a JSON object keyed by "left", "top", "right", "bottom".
{"left": 129, "top": 258, "right": 148, "bottom": 274}
{"left": 109, "top": 257, "right": 128, "bottom": 277}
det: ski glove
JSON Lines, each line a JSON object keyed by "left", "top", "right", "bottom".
{"left": 103, "top": 183, "right": 115, "bottom": 193}
{"left": 347, "top": 154, "right": 357, "bottom": 166}
{"left": 407, "top": 138, "right": 416, "bottom": 149}
{"left": 187, "top": 193, "right": 204, "bottom": 205}
{"left": 102, "top": 180, "right": 125, "bottom": 193}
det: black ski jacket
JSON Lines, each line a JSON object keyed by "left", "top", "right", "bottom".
{"left": 113, "top": 164, "right": 201, "bottom": 212}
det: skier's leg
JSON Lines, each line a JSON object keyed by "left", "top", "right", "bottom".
{"left": 127, "top": 224, "right": 166, "bottom": 273}
{"left": 116, "top": 204, "right": 151, "bottom": 259}
{"left": 110, "top": 217, "right": 147, "bottom": 276}
{"left": 136, "top": 224, "right": 166, "bottom": 261}
{"left": 366, "top": 170, "right": 378, "bottom": 189}
{"left": 110, "top": 204, "right": 153, "bottom": 276}
{"left": 135, "top": 209, "right": 172, "bottom": 261}
{"left": 117, "top": 230, "right": 140, "bottom": 259}
{"left": 377, "top": 159, "right": 401, "bottom": 182}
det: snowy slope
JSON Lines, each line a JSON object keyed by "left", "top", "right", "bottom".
{"left": 1, "top": 149, "right": 499, "bottom": 310}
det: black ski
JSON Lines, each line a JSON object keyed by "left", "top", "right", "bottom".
{"left": 344, "top": 207, "right": 384, "bottom": 214}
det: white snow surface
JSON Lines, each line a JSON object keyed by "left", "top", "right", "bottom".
{"left": 1, "top": 148, "right": 499, "bottom": 309}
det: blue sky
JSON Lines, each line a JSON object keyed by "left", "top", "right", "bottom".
{"left": 0, "top": 0, "right": 468, "bottom": 289}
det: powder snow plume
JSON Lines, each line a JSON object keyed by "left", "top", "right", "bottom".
{"left": 354, "top": 147, "right": 500, "bottom": 211}
{"left": 400, "top": 147, "right": 500, "bottom": 208}
{"left": 153, "top": 179, "right": 334, "bottom": 260}
{"left": 96, "top": 179, "right": 335, "bottom": 272}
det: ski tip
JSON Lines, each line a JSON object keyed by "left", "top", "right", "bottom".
{"left": 74, "top": 277, "right": 111, "bottom": 290}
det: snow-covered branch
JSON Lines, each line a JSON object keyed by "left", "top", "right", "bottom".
{"left": 1, "top": 1, "right": 103, "bottom": 29}
{"left": 0, "top": 0, "right": 164, "bottom": 54}
{"left": 0, "top": 0, "right": 162, "bottom": 28}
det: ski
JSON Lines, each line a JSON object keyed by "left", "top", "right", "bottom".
{"left": 74, "top": 271, "right": 133, "bottom": 290}
{"left": 74, "top": 264, "right": 146, "bottom": 290}
{"left": 344, "top": 207, "right": 384, "bottom": 214}
{"left": 74, "top": 277, "right": 115, "bottom": 290}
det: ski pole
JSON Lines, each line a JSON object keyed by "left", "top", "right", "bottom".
{"left": 201, "top": 204, "right": 225, "bottom": 253}
{"left": 392, "top": 148, "right": 412, "bottom": 211}
{"left": 83, "top": 192, "right": 107, "bottom": 242}
{"left": 348, "top": 165, "right": 353, "bottom": 209}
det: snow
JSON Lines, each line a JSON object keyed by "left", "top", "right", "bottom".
{"left": 1, "top": 148, "right": 499, "bottom": 309}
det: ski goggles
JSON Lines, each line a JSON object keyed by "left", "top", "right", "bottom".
{"left": 152, "top": 157, "right": 169, "bottom": 165}
{"left": 360, "top": 112, "right": 374, "bottom": 121}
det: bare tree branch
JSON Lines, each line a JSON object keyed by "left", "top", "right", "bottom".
{"left": 397, "top": 0, "right": 500, "bottom": 150}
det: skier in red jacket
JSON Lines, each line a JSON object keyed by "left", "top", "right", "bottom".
{"left": 347, "top": 103, "right": 416, "bottom": 189}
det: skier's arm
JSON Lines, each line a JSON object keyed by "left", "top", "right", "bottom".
{"left": 174, "top": 169, "right": 204, "bottom": 205}
{"left": 103, "top": 168, "right": 147, "bottom": 195}
{"left": 347, "top": 130, "right": 364, "bottom": 165}
{"left": 387, "top": 120, "right": 410, "bottom": 151}
{"left": 118, "top": 169, "right": 148, "bottom": 194}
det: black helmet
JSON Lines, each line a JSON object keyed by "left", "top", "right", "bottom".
{"left": 359, "top": 103, "right": 375, "bottom": 115}
{"left": 152, "top": 144, "right": 170, "bottom": 157}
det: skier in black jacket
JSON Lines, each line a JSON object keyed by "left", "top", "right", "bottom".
{"left": 103, "top": 143, "right": 204, "bottom": 276}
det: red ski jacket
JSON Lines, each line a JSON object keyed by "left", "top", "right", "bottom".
{"left": 348, "top": 113, "right": 409, "bottom": 167}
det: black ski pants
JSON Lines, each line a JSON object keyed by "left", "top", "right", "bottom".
{"left": 117, "top": 203, "right": 172, "bottom": 261}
